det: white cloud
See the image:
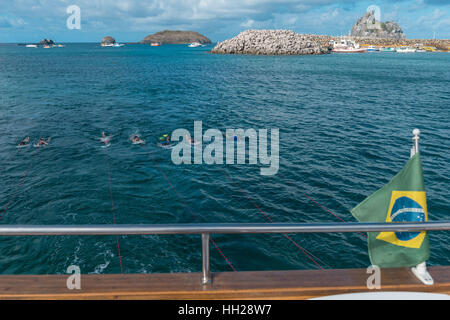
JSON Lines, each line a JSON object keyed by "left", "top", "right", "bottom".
{"left": 241, "top": 19, "right": 255, "bottom": 27}
{"left": 1, "top": 1, "right": 448, "bottom": 41}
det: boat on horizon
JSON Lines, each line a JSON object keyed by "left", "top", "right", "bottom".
{"left": 188, "top": 42, "right": 204, "bottom": 48}
{"left": 25, "top": 44, "right": 38, "bottom": 48}
{"left": 332, "top": 38, "right": 366, "bottom": 53}
{"left": 150, "top": 42, "right": 162, "bottom": 46}
{"left": 101, "top": 42, "right": 124, "bottom": 47}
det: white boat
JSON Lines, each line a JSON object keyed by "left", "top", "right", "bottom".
{"left": 397, "top": 47, "right": 416, "bottom": 53}
{"left": 25, "top": 44, "right": 38, "bottom": 48}
{"left": 188, "top": 42, "right": 204, "bottom": 48}
{"left": 113, "top": 43, "right": 124, "bottom": 47}
{"left": 332, "top": 38, "right": 366, "bottom": 53}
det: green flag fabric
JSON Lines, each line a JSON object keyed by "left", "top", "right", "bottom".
{"left": 351, "top": 153, "right": 430, "bottom": 268}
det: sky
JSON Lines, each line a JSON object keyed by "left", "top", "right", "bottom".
{"left": 0, "top": 0, "right": 449, "bottom": 43}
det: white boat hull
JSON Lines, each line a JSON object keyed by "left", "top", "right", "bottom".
{"left": 332, "top": 48, "right": 366, "bottom": 53}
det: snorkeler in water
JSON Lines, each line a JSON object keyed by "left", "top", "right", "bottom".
{"left": 36, "top": 137, "right": 49, "bottom": 147}
{"left": 224, "top": 132, "right": 239, "bottom": 142}
{"left": 157, "top": 134, "right": 170, "bottom": 146}
{"left": 130, "top": 134, "right": 145, "bottom": 145}
{"left": 100, "top": 131, "right": 111, "bottom": 144}
{"left": 185, "top": 134, "right": 199, "bottom": 145}
{"left": 162, "top": 134, "right": 170, "bottom": 145}
{"left": 17, "top": 136, "right": 30, "bottom": 147}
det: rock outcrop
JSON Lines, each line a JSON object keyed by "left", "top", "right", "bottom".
{"left": 211, "top": 30, "right": 331, "bottom": 55}
{"left": 141, "top": 30, "right": 211, "bottom": 44}
{"left": 351, "top": 11, "right": 405, "bottom": 39}
{"left": 39, "top": 39, "right": 55, "bottom": 45}
{"left": 101, "top": 36, "right": 116, "bottom": 45}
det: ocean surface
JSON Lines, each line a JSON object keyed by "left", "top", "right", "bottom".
{"left": 0, "top": 43, "right": 448, "bottom": 275}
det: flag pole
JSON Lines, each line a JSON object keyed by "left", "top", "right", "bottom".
{"left": 410, "top": 128, "right": 434, "bottom": 285}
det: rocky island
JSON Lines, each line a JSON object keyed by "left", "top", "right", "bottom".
{"left": 39, "top": 39, "right": 55, "bottom": 46}
{"left": 141, "top": 30, "right": 211, "bottom": 44}
{"left": 211, "top": 30, "right": 331, "bottom": 55}
{"left": 346, "top": 11, "right": 449, "bottom": 50}
{"left": 101, "top": 36, "right": 116, "bottom": 45}
{"left": 351, "top": 10, "right": 405, "bottom": 39}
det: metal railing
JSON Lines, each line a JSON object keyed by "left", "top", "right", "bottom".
{"left": 1, "top": 221, "right": 449, "bottom": 284}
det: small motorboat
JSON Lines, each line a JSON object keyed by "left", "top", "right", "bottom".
{"left": 151, "top": 42, "right": 162, "bottom": 47}
{"left": 332, "top": 38, "right": 366, "bottom": 53}
{"left": 366, "top": 45, "right": 379, "bottom": 52}
{"left": 397, "top": 47, "right": 416, "bottom": 53}
{"left": 188, "top": 42, "right": 204, "bottom": 48}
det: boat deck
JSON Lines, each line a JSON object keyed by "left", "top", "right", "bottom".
{"left": 0, "top": 266, "right": 448, "bottom": 299}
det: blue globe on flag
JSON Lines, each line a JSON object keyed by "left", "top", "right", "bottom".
{"left": 390, "top": 196, "right": 426, "bottom": 241}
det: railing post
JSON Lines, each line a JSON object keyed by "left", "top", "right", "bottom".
{"left": 410, "top": 128, "right": 420, "bottom": 157}
{"left": 201, "top": 233, "right": 211, "bottom": 285}
{"left": 410, "top": 128, "right": 434, "bottom": 285}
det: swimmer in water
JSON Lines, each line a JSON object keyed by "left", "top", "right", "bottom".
{"left": 36, "top": 138, "right": 49, "bottom": 147}
{"left": 18, "top": 136, "right": 30, "bottom": 147}
{"left": 157, "top": 134, "right": 170, "bottom": 146}
{"left": 161, "top": 134, "right": 170, "bottom": 145}
{"left": 224, "top": 132, "right": 239, "bottom": 142}
{"left": 185, "top": 134, "right": 199, "bottom": 145}
{"left": 100, "top": 132, "right": 111, "bottom": 144}
{"left": 130, "top": 134, "right": 144, "bottom": 144}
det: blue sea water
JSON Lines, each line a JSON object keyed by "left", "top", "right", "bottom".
{"left": 0, "top": 43, "right": 448, "bottom": 274}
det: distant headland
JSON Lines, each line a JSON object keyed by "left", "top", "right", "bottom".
{"left": 140, "top": 30, "right": 211, "bottom": 44}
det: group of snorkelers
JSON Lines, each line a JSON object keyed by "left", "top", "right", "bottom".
{"left": 157, "top": 134, "right": 199, "bottom": 147}
{"left": 100, "top": 131, "right": 145, "bottom": 146}
{"left": 17, "top": 136, "right": 50, "bottom": 148}
{"left": 18, "top": 131, "right": 239, "bottom": 149}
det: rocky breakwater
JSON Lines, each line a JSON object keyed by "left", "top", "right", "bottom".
{"left": 211, "top": 30, "right": 331, "bottom": 55}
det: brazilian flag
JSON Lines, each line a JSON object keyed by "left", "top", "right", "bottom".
{"left": 351, "top": 153, "right": 430, "bottom": 268}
